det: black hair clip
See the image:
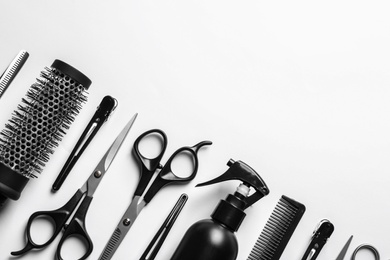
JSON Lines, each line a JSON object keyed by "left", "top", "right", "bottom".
{"left": 52, "top": 95, "right": 118, "bottom": 191}
{"left": 301, "top": 219, "right": 334, "bottom": 260}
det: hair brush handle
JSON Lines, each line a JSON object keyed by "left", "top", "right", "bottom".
{"left": 0, "top": 163, "right": 28, "bottom": 206}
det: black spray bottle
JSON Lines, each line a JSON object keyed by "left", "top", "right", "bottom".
{"left": 170, "top": 159, "right": 270, "bottom": 260}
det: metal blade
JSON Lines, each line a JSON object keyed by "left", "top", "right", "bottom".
{"left": 99, "top": 227, "right": 124, "bottom": 260}
{"left": 103, "top": 113, "right": 137, "bottom": 171}
{"left": 98, "top": 196, "right": 141, "bottom": 260}
{"left": 83, "top": 113, "right": 137, "bottom": 196}
{"left": 335, "top": 235, "right": 353, "bottom": 260}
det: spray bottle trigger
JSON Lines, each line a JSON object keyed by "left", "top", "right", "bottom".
{"left": 196, "top": 159, "right": 269, "bottom": 208}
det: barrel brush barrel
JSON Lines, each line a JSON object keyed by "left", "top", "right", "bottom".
{"left": 0, "top": 60, "right": 91, "bottom": 207}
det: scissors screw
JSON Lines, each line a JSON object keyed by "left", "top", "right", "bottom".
{"left": 123, "top": 218, "right": 131, "bottom": 226}
{"left": 94, "top": 170, "right": 102, "bottom": 178}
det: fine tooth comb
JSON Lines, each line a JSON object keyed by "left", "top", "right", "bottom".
{"left": 247, "top": 195, "right": 306, "bottom": 260}
{"left": 0, "top": 59, "right": 91, "bottom": 207}
{"left": 0, "top": 50, "right": 29, "bottom": 98}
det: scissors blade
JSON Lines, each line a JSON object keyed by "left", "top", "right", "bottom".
{"left": 83, "top": 113, "right": 137, "bottom": 195}
{"left": 102, "top": 113, "right": 137, "bottom": 171}
{"left": 98, "top": 196, "right": 142, "bottom": 260}
{"left": 336, "top": 235, "right": 353, "bottom": 260}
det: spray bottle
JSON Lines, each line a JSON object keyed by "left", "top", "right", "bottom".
{"left": 170, "top": 159, "right": 270, "bottom": 260}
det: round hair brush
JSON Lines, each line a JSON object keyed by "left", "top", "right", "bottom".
{"left": 0, "top": 60, "right": 91, "bottom": 207}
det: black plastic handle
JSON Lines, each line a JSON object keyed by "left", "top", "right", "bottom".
{"left": 11, "top": 190, "right": 84, "bottom": 256}
{"left": 352, "top": 244, "right": 380, "bottom": 260}
{"left": 133, "top": 129, "right": 168, "bottom": 197}
{"left": 56, "top": 196, "right": 94, "bottom": 260}
{"left": 143, "top": 140, "right": 212, "bottom": 204}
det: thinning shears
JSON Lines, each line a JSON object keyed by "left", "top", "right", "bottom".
{"left": 336, "top": 235, "right": 381, "bottom": 260}
{"left": 11, "top": 113, "right": 137, "bottom": 260}
{"left": 98, "top": 129, "right": 212, "bottom": 260}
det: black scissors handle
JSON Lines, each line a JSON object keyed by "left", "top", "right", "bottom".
{"left": 352, "top": 244, "right": 380, "bottom": 260}
{"left": 133, "top": 129, "right": 168, "bottom": 197}
{"left": 56, "top": 195, "right": 94, "bottom": 260}
{"left": 11, "top": 189, "right": 84, "bottom": 256}
{"left": 143, "top": 140, "right": 212, "bottom": 204}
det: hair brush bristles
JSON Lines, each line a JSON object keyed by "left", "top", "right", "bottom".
{"left": 0, "top": 65, "right": 88, "bottom": 178}
{"left": 0, "top": 60, "right": 91, "bottom": 205}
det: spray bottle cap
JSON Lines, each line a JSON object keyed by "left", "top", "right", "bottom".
{"left": 196, "top": 159, "right": 269, "bottom": 231}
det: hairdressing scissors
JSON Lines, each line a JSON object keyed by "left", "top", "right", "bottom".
{"left": 336, "top": 235, "right": 381, "bottom": 260}
{"left": 98, "top": 129, "right": 212, "bottom": 260}
{"left": 11, "top": 113, "right": 137, "bottom": 260}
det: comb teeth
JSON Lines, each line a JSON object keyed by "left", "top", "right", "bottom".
{"left": 247, "top": 195, "right": 305, "bottom": 260}
{"left": 0, "top": 63, "right": 89, "bottom": 178}
{"left": 0, "top": 50, "right": 29, "bottom": 97}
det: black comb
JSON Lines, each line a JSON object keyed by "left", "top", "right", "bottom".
{"left": 247, "top": 195, "right": 306, "bottom": 260}
{"left": 0, "top": 60, "right": 91, "bottom": 207}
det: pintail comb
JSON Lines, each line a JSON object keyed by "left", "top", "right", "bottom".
{"left": 0, "top": 59, "right": 91, "bottom": 207}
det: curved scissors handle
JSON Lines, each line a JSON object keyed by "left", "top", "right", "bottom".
{"left": 133, "top": 129, "right": 168, "bottom": 197}
{"left": 56, "top": 195, "right": 94, "bottom": 260}
{"left": 143, "top": 140, "right": 212, "bottom": 204}
{"left": 352, "top": 244, "right": 380, "bottom": 260}
{"left": 11, "top": 190, "right": 84, "bottom": 256}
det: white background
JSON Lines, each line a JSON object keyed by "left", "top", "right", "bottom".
{"left": 1, "top": 1, "right": 390, "bottom": 259}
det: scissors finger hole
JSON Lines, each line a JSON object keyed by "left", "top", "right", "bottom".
{"left": 59, "top": 235, "right": 89, "bottom": 260}
{"left": 170, "top": 150, "right": 196, "bottom": 178}
{"left": 29, "top": 215, "right": 56, "bottom": 245}
{"left": 352, "top": 244, "right": 380, "bottom": 260}
{"left": 138, "top": 132, "right": 165, "bottom": 159}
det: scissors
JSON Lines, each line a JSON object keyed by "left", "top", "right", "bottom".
{"left": 98, "top": 129, "right": 212, "bottom": 260}
{"left": 336, "top": 235, "right": 381, "bottom": 260}
{"left": 11, "top": 113, "right": 137, "bottom": 260}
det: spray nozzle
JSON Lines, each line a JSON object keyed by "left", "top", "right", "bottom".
{"left": 196, "top": 159, "right": 269, "bottom": 209}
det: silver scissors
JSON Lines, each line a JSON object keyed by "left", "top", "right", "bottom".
{"left": 11, "top": 113, "right": 137, "bottom": 260}
{"left": 98, "top": 128, "right": 212, "bottom": 260}
{"left": 336, "top": 235, "right": 381, "bottom": 260}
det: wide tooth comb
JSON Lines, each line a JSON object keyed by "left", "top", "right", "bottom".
{"left": 247, "top": 195, "right": 306, "bottom": 260}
